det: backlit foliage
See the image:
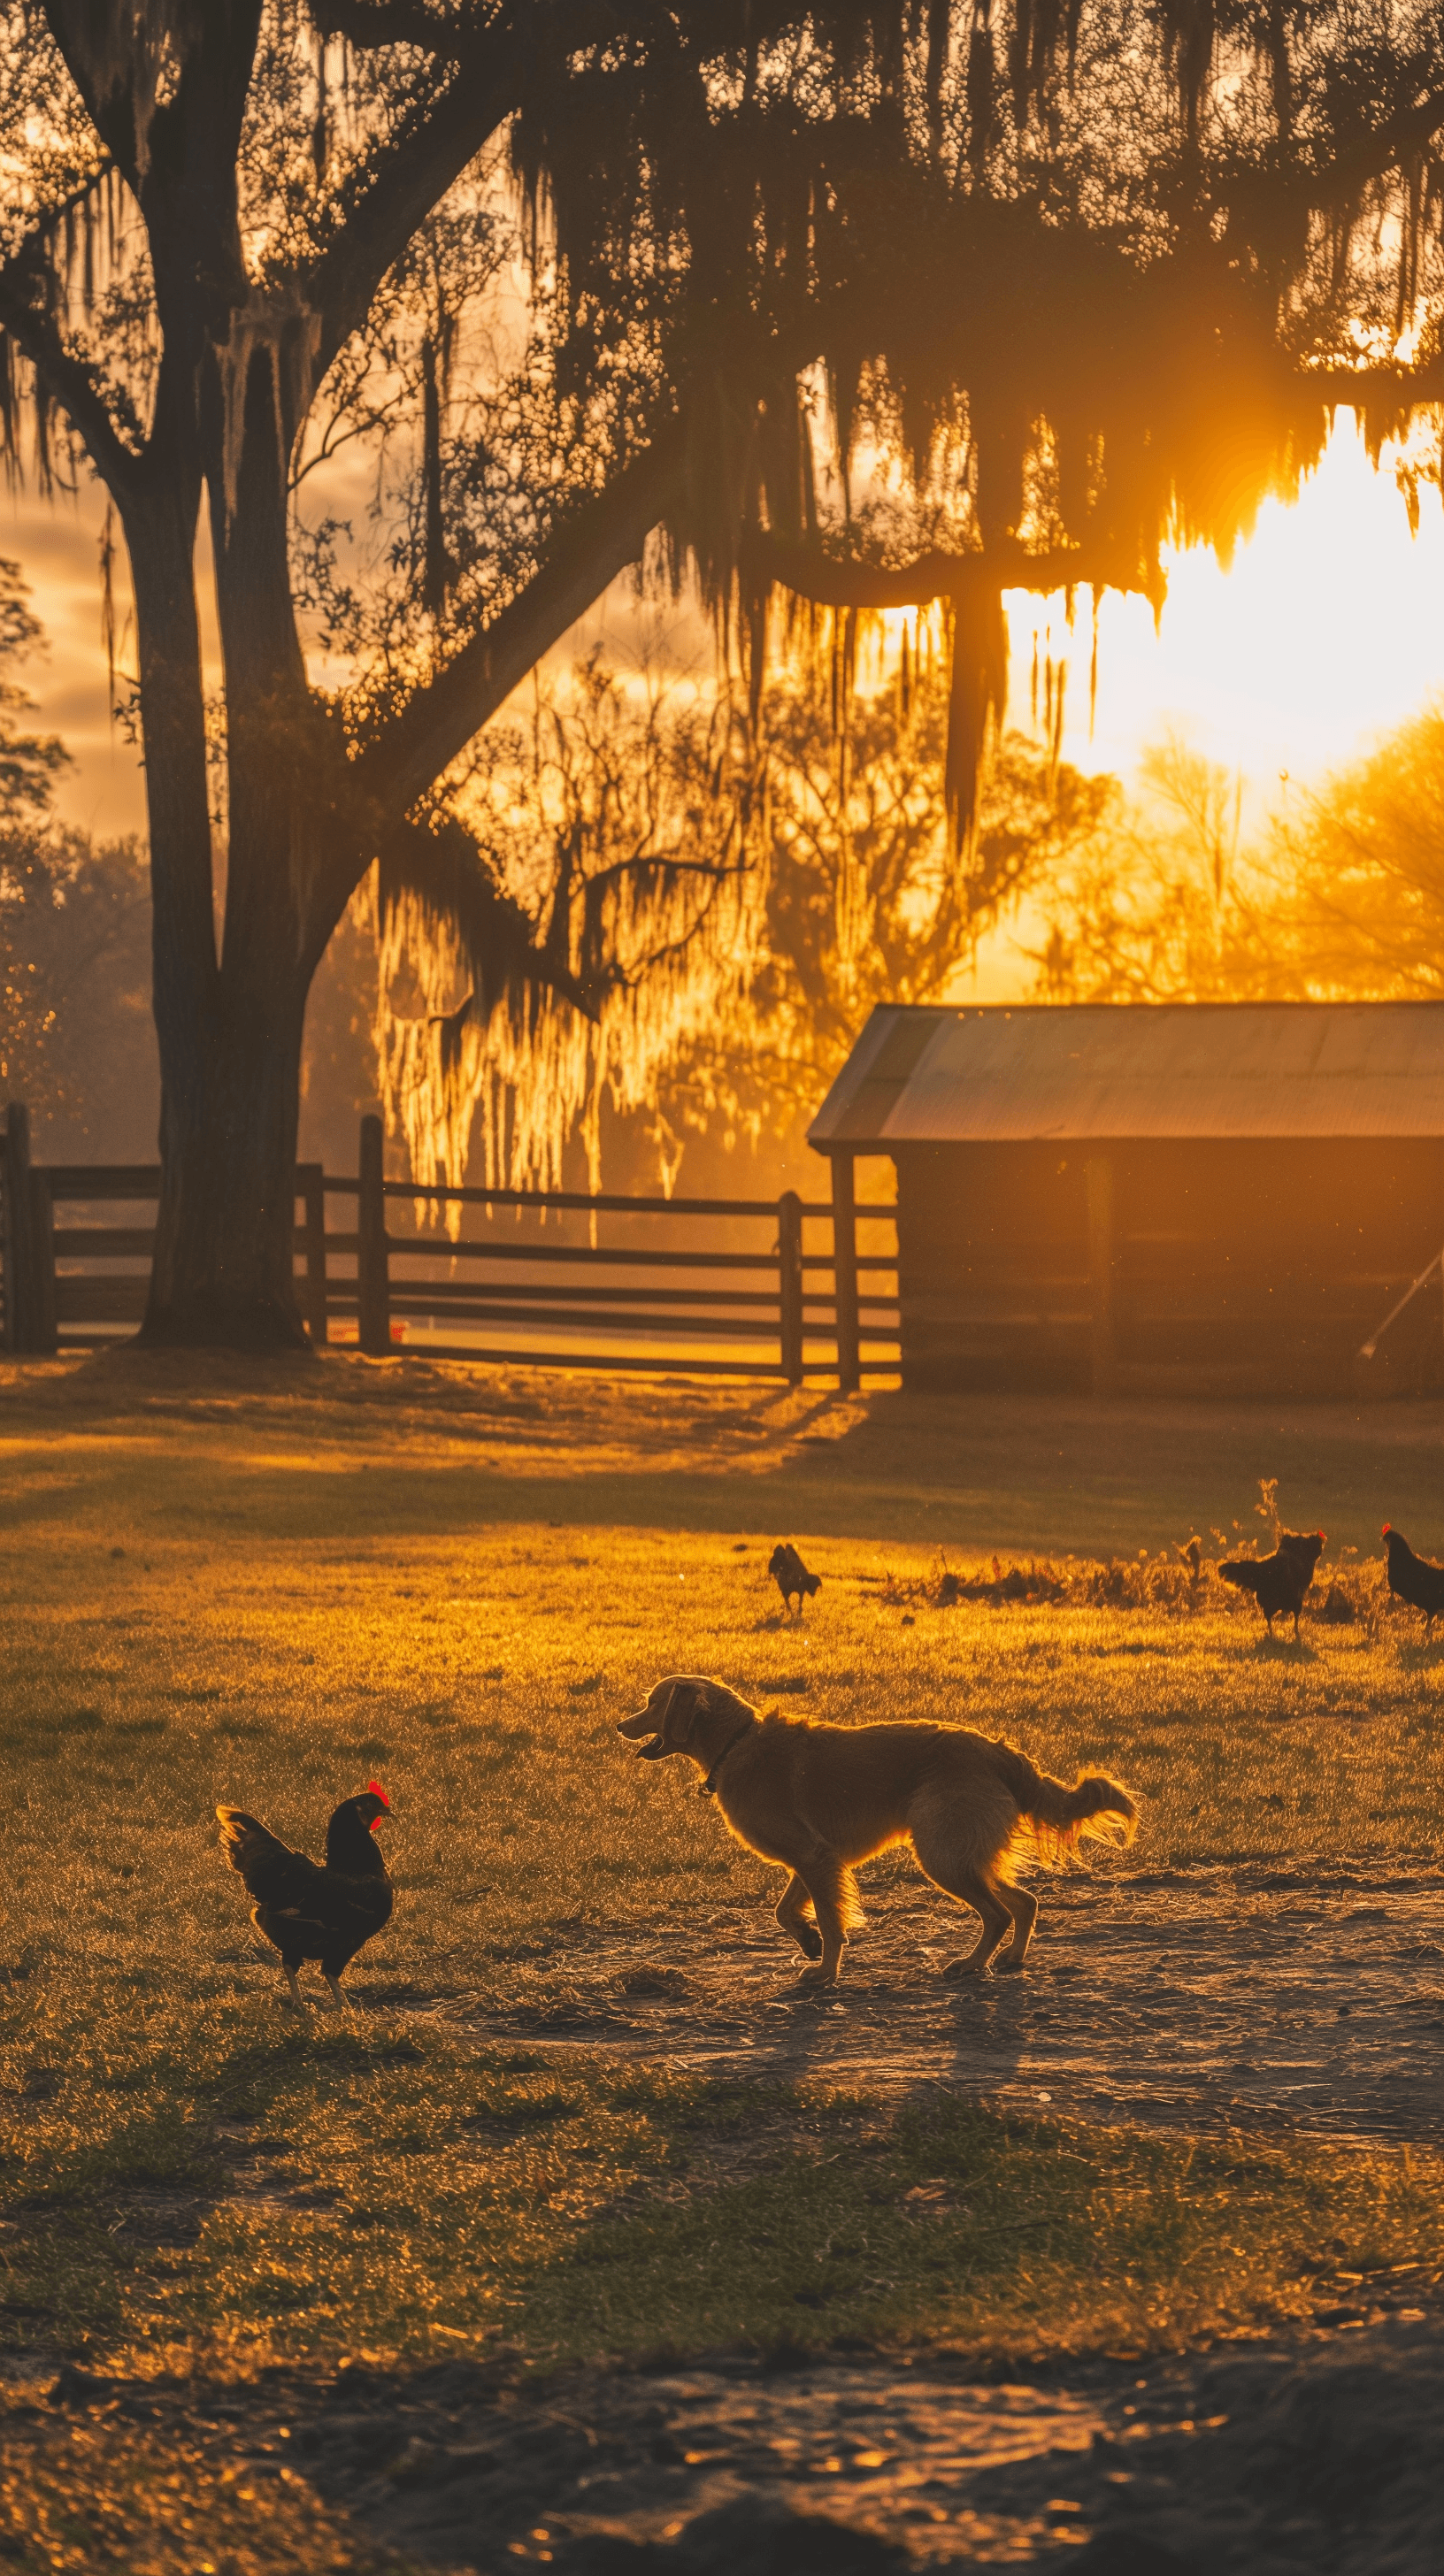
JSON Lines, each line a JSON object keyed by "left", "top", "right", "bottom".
{"left": 659, "top": 646, "right": 1118, "bottom": 1148}
{"left": 1034, "top": 700, "right": 1444, "bottom": 1005}
{"left": 374, "top": 654, "right": 765, "bottom": 1194}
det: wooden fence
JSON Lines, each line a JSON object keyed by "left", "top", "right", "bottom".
{"left": 1, "top": 1105, "right": 899, "bottom": 1386}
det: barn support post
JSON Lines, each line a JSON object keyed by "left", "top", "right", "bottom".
{"left": 297, "top": 1162, "right": 328, "bottom": 1346}
{"left": 28, "top": 1169, "right": 58, "bottom": 1355}
{"left": 1085, "top": 1154, "right": 1116, "bottom": 1396}
{"left": 778, "top": 1189, "right": 804, "bottom": 1384}
{"left": 357, "top": 1116, "right": 391, "bottom": 1356}
{"left": 832, "top": 1151, "right": 861, "bottom": 1393}
{"left": 3, "top": 1103, "right": 37, "bottom": 1353}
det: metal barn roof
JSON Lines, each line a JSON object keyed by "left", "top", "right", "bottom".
{"left": 807, "top": 1002, "right": 1444, "bottom": 1146}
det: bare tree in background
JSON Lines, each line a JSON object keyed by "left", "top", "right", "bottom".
{"left": 2, "top": 3, "right": 1442, "bottom": 1345}
{"left": 1032, "top": 734, "right": 1264, "bottom": 1003}
{"left": 1030, "top": 704, "right": 1444, "bottom": 1005}
{"left": 1, "top": 558, "right": 153, "bottom": 1134}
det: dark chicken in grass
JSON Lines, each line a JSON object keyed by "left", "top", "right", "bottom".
{"left": 768, "top": 1542, "right": 821, "bottom": 1617}
{"left": 217, "top": 1785, "right": 393, "bottom": 2010}
{"left": 1219, "top": 1530, "right": 1326, "bottom": 1638}
{"left": 1382, "top": 1525, "right": 1444, "bottom": 1632}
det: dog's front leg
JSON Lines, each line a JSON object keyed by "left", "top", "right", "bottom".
{"left": 792, "top": 1859, "right": 849, "bottom": 1986}
{"left": 775, "top": 1871, "right": 823, "bottom": 1961}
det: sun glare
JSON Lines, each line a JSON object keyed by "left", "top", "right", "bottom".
{"left": 1018, "top": 411, "right": 1444, "bottom": 801}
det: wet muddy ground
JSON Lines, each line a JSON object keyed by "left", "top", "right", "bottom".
{"left": 8, "top": 2303, "right": 1442, "bottom": 2573}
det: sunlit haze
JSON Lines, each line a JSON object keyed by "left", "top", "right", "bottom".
{"left": 7, "top": 410, "right": 1444, "bottom": 854}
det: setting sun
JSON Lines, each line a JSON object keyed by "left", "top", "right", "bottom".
{"left": 1017, "top": 410, "right": 1444, "bottom": 796}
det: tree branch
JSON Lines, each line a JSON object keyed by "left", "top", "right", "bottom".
{"left": 305, "top": 64, "right": 515, "bottom": 387}
{"left": 744, "top": 531, "right": 1165, "bottom": 609}
{"left": 1302, "top": 362, "right": 1444, "bottom": 403}
{"left": 380, "top": 808, "right": 599, "bottom": 1016}
{"left": 311, "top": 0, "right": 495, "bottom": 55}
{"left": 0, "top": 252, "right": 142, "bottom": 502}
{"left": 357, "top": 426, "right": 688, "bottom": 822}
{"left": 1308, "top": 87, "right": 1444, "bottom": 211}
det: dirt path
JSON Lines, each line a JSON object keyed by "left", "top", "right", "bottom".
{"left": 440, "top": 1864, "right": 1444, "bottom": 2149}
{"left": 10, "top": 2307, "right": 1443, "bottom": 2572}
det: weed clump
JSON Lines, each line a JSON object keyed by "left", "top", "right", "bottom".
{"left": 882, "top": 1545, "right": 1386, "bottom": 1621}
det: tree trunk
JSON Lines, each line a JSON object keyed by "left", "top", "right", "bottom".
{"left": 141, "top": 959, "right": 311, "bottom": 1350}
{"left": 125, "top": 451, "right": 317, "bottom": 1352}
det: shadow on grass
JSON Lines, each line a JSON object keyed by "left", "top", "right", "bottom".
{"left": 10, "top": 1360, "right": 1444, "bottom": 1556}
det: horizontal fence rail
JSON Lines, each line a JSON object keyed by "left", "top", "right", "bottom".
{"left": 1, "top": 1104, "right": 899, "bottom": 1388}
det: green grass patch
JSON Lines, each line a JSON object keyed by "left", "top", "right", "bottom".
{"left": 6, "top": 2008, "right": 1441, "bottom": 2371}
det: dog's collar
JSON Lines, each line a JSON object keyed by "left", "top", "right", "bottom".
{"left": 700, "top": 1714, "right": 756, "bottom": 1798}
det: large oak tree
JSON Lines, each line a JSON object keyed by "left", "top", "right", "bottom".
{"left": 1, "top": 1, "right": 1440, "bottom": 1345}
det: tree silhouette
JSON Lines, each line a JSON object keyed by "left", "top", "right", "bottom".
{"left": 1, "top": 2, "right": 1440, "bottom": 1343}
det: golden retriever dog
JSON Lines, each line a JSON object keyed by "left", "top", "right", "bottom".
{"left": 618, "top": 1675, "right": 1136, "bottom": 1985}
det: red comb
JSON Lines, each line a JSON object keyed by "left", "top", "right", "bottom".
{"left": 1383, "top": 1523, "right": 1393, "bottom": 1537}
{"left": 366, "top": 1780, "right": 389, "bottom": 1806}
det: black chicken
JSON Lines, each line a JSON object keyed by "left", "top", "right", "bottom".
{"left": 217, "top": 1783, "right": 393, "bottom": 2010}
{"left": 1219, "top": 1530, "right": 1325, "bottom": 1638}
{"left": 768, "top": 1542, "right": 821, "bottom": 1617}
{"left": 1382, "top": 1525, "right": 1444, "bottom": 1632}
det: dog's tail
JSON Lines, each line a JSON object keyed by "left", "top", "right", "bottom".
{"left": 988, "top": 1744, "right": 1137, "bottom": 1868}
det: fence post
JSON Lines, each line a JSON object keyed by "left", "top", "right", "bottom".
{"left": 1085, "top": 1154, "right": 1116, "bottom": 1397}
{"left": 778, "top": 1189, "right": 803, "bottom": 1384}
{"left": 831, "top": 1151, "right": 860, "bottom": 1394}
{"left": 357, "top": 1115, "right": 390, "bottom": 1355}
{"left": 28, "top": 1169, "right": 58, "bottom": 1354}
{"left": 297, "top": 1162, "right": 328, "bottom": 1346}
{"left": 3, "top": 1103, "right": 36, "bottom": 1353}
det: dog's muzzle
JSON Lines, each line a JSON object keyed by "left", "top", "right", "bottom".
{"left": 617, "top": 1710, "right": 666, "bottom": 1758}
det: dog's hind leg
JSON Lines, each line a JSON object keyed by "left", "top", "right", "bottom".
{"left": 993, "top": 1882, "right": 1039, "bottom": 1973}
{"left": 913, "top": 1836, "right": 1012, "bottom": 1976}
{"left": 775, "top": 1871, "right": 823, "bottom": 1962}
{"left": 936, "top": 1873, "right": 1013, "bottom": 1980}
{"left": 910, "top": 1800, "right": 1016, "bottom": 1979}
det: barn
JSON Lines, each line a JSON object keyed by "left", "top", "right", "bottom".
{"left": 808, "top": 1001, "right": 1444, "bottom": 1399}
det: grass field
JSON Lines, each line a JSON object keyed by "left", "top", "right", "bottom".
{"left": 3, "top": 1348, "right": 1443, "bottom": 2445}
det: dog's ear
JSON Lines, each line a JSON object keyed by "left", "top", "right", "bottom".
{"left": 667, "top": 1679, "right": 705, "bottom": 1744}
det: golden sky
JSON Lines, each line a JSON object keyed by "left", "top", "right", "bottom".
{"left": 6, "top": 410, "right": 1443, "bottom": 849}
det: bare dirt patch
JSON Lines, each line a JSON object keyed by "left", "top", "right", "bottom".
{"left": 5, "top": 2309, "right": 1444, "bottom": 2572}
{"left": 449, "top": 1863, "right": 1444, "bottom": 2150}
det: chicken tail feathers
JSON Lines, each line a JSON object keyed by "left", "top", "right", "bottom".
{"left": 216, "top": 1805, "right": 263, "bottom": 1859}
{"left": 215, "top": 1806, "right": 288, "bottom": 1894}
{"left": 1218, "top": 1559, "right": 1260, "bottom": 1597}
